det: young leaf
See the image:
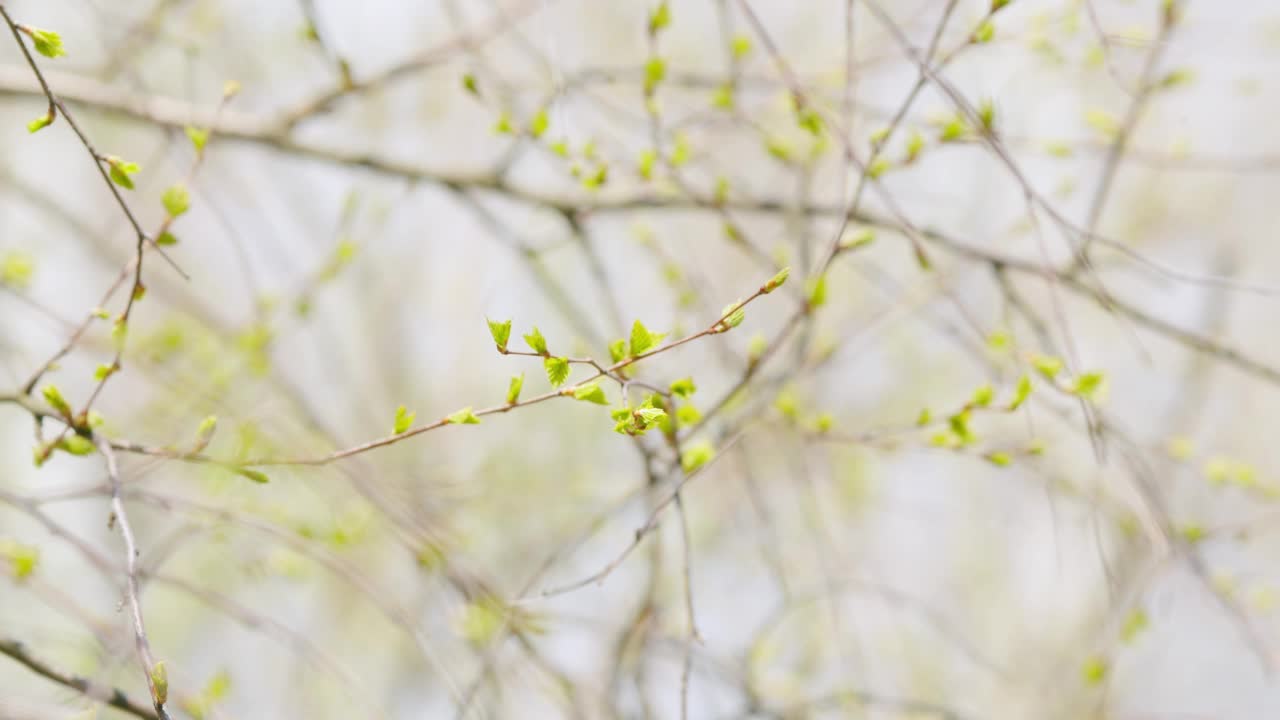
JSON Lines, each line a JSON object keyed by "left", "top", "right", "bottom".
{"left": 25, "top": 27, "right": 65, "bottom": 58}
{"left": 528, "top": 109, "right": 550, "bottom": 139}
{"left": 155, "top": 231, "right": 179, "bottom": 246}
{"left": 544, "top": 356, "right": 570, "bottom": 387}
{"left": 670, "top": 377, "right": 696, "bottom": 398}
{"left": 150, "top": 661, "right": 169, "bottom": 704}
{"left": 162, "top": 184, "right": 190, "bottom": 217}
{"left": 487, "top": 318, "right": 512, "bottom": 352}
{"left": 1071, "top": 371, "right": 1105, "bottom": 399}
{"left": 93, "top": 363, "right": 116, "bottom": 381}
{"left": 446, "top": 407, "right": 482, "bottom": 425}
{"left": 608, "top": 339, "right": 627, "bottom": 363}
{"left": 506, "top": 373, "right": 524, "bottom": 405}
{"left": 105, "top": 157, "right": 140, "bottom": 190}
{"left": 27, "top": 111, "right": 54, "bottom": 134}
{"left": 1031, "top": 354, "right": 1063, "bottom": 380}
{"left": 730, "top": 34, "right": 752, "bottom": 58}
{"left": 184, "top": 125, "right": 209, "bottom": 152}
{"left": 523, "top": 326, "right": 548, "bottom": 354}
{"left": 0, "top": 251, "right": 34, "bottom": 289}
{"left": 1009, "top": 374, "right": 1032, "bottom": 410}
{"left": 571, "top": 381, "right": 608, "bottom": 405}
{"left": 648, "top": 2, "right": 671, "bottom": 35}
{"left": 630, "top": 320, "right": 657, "bottom": 356}
{"left": 681, "top": 440, "right": 715, "bottom": 473}
{"left": 720, "top": 301, "right": 745, "bottom": 330}
{"left": 763, "top": 266, "right": 790, "bottom": 293}
{"left": 393, "top": 405, "right": 415, "bottom": 434}
{"left": 57, "top": 435, "right": 95, "bottom": 456}
{"left": 806, "top": 274, "right": 827, "bottom": 308}
{"left": 235, "top": 468, "right": 270, "bottom": 483}
{"left": 971, "top": 384, "right": 994, "bottom": 408}
{"left": 644, "top": 57, "right": 666, "bottom": 94}
{"left": 41, "top": 385, "right": 70, "bottom": 416}
{"left": 839, "top": 228, "right": 876, "bottom": 251}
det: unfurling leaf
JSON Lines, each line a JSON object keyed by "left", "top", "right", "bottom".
{"left": 1009, "top": 374, "right": 1032, "bottom": 410}
{"left": 184, "top": 125, "right": 209, "bottom": 152}
{"left": 41, "top": 385, "right": 70, "bottom": 416}
{"left": 763, "top": 266, "right": 790, "bottom": 293}
{"left": 235, "top": 468, "right": 270, "bottom": 483}
{"left": 681, "top": 440, "right": 715, "bottom": 473}
{"left": 523, "top": 326, "right": 548, "bottom": 354}
{"left": 25, "top": 27, "right": 65, "bottom": 58}
{"left": 162, "top": 184, "right": 190, "bottom": 217}
{"left": 393, "top": 405, "right": 415, "bottom": 434}
{"left": 670, "top": 377, "right": 696, "bottom": 398}
{"left": 105, "top": 156, "right": 140, "bottom": 190}
{"left": 629, "top": 320, "right": 664, "bottom": 357}
{"left": 446, "top": 407, "right": 482, "bottom": 425}
{"left": 571, "top": 381, "right": 608, "bottom": 405}
{"left": 150, "top": 661, "right": 168, "bottom": 704}
{"left": 719, "top": 301, "right": 745, "bottom": 330}
{"left": 608, "top": 339, "right": 627, "bottom": 363}
{"left": 27, "top": 111, "right": 54, "bottom": 133}
{"left": 487, "top": 318, "right": 512, "bottom": 351}
{"left": 544, "top": 356, "right": 570, "bottom": 387}
{"left": 57, "top": 435, "right": 95, "bottom": 456}
{"left": 506, "top": 373, "right": 524, "bottom": 404}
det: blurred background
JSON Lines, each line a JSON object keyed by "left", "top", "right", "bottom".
{"left": 2, "top": 0, "right": 1280, "bottom": 718}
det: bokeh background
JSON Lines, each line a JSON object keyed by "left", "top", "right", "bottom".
{"left": 3, "top": 0, "right": 1280, "bottom": 718}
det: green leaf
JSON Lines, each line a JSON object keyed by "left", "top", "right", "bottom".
{"left": 106, "top": 157, "right": 139, "bottom": 190}
{"left": 235, "top": 468, "right": 270, "bottom": 483}
{"left": 155, "top": 231, "right": 179, "bottom": 246}
{"left": 904, "top": 130, "right": 925, "bottom": 162}
{"left": 110, "top": 320, "right": 128, "bottom": 352}
{"left": 939, "top": 115, "right": 968, "bottom": 143}
{"left": 26, "top": 112, "right": 53, "bottom": 134}
{"left": 720, "top": 301, "right": 745, "bottom": 330}
{"left": 629, "top": 320, "right": 658, "bottom": 356}
{"left": 839, "top": 228, "right": 876, "bottom": 251}
{"left": 41, "top": 385, "right": 70, "bottom": 415}
{"left": 93, "top": 363, "right": 116, "bottom": 381}
{"left": 730, "top": 34, "right": 752, "bottom": 58}
{"left": 184, "top": 125, "right": 209, "bottom": 152}
{"left": 57, "top": 435, "right": 95, "bottom": 456}
{"left": 648, "top": 2, "right": 671, "bottom": 34}
{"left": 676, "top": 403, "right": 701, "bottom": 426}
{"left": 1009, "top": 374, "right": 1032, "bottom": 410}
{"left": 1031, "top": 354, "right": 1063, "bottom": 380}
{"left": 494, "top": 111, "right": 514, "bottom": 135}
{"left": 394, "top": 405, "right": 415, "bottom": 434}
{"left": 1120, "top": 608, "right": 1148, "bottom": 643}
{"left": 487, "top": 318, "right": 512, "bottom": 351}
{"left": 26, "top": 28, "right": 65, "bottom": 58}
{"left": 763, "top": 266, "right": 790, "bottom": 293}
{"left": 0, "top": 251, "right": 34, "bottom": 289}
{"left": 806, "top": 274, "right": 827, "bottom": 307}
{"left": 670, "top": 377, "right": 696, "bottom": 398}
{"left": 506, "top": 373, "right": 524, "bottom": 404}
{"left": 608, "top": 339, "right": 627, "bottom": 363}
{"left": 637, "top": 148, "right": 656, "bottom": 180}
{"left": 528, "top": 109, "right": 549, "bottom": 139}
{"left": 680, "top": 440, "right": 715, "bottom": 473}
{"left": 571, "top": 381, "right": 609, "bottom": 405}
{"left": 1081, "top": 656, "right": 1108, "bottom": 686}
{"left": 644, "top": 57, "right": 666, "bottom": 94}
{"left": 523, "top": 326, "right": 548, "bottom": 354}
{"left": 446, "top": 407, "right": 482, "bottom": 425}
{"left": 0, "top": 539, "right": 39, "bottom": 580}
{"left": 195, "top": 415, "right": 218, "bottom": 442}
{"left": 972, "top": 19, "right": 995, "bottom": 44}
{"left": 1071, "top": 371, "right": 1105, "bottom": 399}
{"left": 150, "top": 661, "right": 169, "bottom": 705}
{"left": 544, "top": 356, "right": 570, "bottom": 387}
{"left": 984, "top": 451, "right": 1012, "bottom": 467}
{"left": 462, "top": 73, "right": 480, "bottom": 96}
{"left": 916, "top": 408, "right": 932, "bottom": 426}
{"left": 971, "top": 384, "right": 994, "bottom": 407}
{"left": 162, "top": 184, "right": 190, "bottom": 217}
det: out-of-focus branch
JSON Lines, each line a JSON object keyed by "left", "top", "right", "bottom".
{"left": 0, "top": 637, "right": 159, "bottom": 720}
